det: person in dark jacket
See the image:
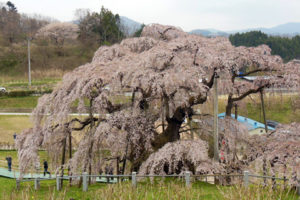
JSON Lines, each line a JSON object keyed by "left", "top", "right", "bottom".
{"left": 43, "top": 160, "right": 51, "bottom": 177}
{"left": 6, "top": 156, "right": 12, "bottom": 171}
{"left": 105, "top": 164, "right": 110, "bottom": 182}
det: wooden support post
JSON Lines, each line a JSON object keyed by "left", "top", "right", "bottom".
{"left": 297, "top": 179, "right": 300, "bottom": 196}
{"left": 234, "top": 103, "right": 238, "bottom": 119}
{"left": 68, "top": 131, "right": 72, "bottom": 185}
{"left": 161, "top": 96, "right": 165, "bottom": 133}
{"left": 122, "top": 141, "right": 129, "bottom": 175}
{"left": 60, "top": 137, "right": 67, "bottom": 188}
{"left": 213, "top": 74, "right": 219, "bottom": 161}
{"left": 260, "top": 90, "right": 268, "bottom": 133}
{"left": 116, "top": 157, "right": 120, "bottom": 183}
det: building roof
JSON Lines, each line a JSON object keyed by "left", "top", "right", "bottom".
{"left": 218, "top": 113, "right": 275, "bottom": 131}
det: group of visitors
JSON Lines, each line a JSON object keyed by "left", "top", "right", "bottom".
{"left": 98, "top": 164, "right": 114, "bottom": 182}
{"left": 5, "top": 156, "right": 116, "bottom": 182}
{"left": 5, "top": 156, "right": 51, "bottom": 177}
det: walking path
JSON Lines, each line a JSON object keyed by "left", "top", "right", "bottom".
{"left": 0, "top": 167, "right": 117, "bottom": 183}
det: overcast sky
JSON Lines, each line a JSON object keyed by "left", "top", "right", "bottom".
{"left": 11, "top": 0, "right": 300, "bottom": 31}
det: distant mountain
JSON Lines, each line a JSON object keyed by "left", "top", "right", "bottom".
{"left": 190, "top": 22, "right": 300, "bottom": 37}
{"left": 189, "top": 29, "right": 229, "bottom": 37}
{"left": 268, "top": 22, "right": 300, "bottom": 35}
{"left": 120, "top": 16, "right": 142, "bottom": 36}
{"left": 229, "top": 22, "right": 300, "bottom": 36}
{"left": 71, "top": 18, "right": 300, "bottom": 38}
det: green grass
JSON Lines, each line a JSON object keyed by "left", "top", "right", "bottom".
{"left": 0, "top": 177, "right": 297, "bottom": 200}
{"left": 246, "top": 94, "right": 300, "bottom": 124}
{"left": 0, "top": 116, "right": 32, "bottom": 145}
{"left": 216, "top": 94, "right": 300, "bottom": 124}
{"left": 0, "top": 150, "right": 49, "bottom": 170}
{"left": 0, "top": 177, "right": 214, "bottom": 200}
{"left": 0, "top": 78, "right": 60, "bottom": 93}
{"left": 1, "top": 78, "right": 60, "bottom": 87}
{"left": 0, "top": 96, "right": 38, "bottom": 109}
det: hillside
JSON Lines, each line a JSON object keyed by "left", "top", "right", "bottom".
{"left": 120, "top": 16, "right": 142, "bottom": 36}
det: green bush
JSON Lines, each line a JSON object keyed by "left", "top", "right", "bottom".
{"left": 0, "top": 89, "right": 52, "bottom": 97}
{"left": 7, "top": 90, "right": 35, "bottom": 97}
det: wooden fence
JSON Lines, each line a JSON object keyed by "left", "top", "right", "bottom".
{"left": 15, "top": 171, "right": 300, "bottom": 196}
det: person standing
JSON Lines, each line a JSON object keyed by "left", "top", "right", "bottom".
{"left": 43, "top": 160, "right": 51, "bottom": 177}
{"left": 6, "top": 156, "right": 12, "bottom": 172}
{"left": 105, "top": 164, "right": 110, "bottom": 183}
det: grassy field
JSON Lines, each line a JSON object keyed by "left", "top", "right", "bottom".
{"left": 0, "top": 93, "right": 299, "bottom": 123}
{"left": 0, "top": 150, "right": 49, "bottom": 170}
{"left": 0, "top": 93, "right": 299, "bottom": 145}
{"left": 0, "top": 150, "right": 298, "bottom": 199}
{"left": 0, "top": 177, "right": 298, "bottom": 200}
{"left": 0, "top": 116, "right": 32, "bottom": 145}
{"left": 0, "top": 78, "right": 61, "bottom": 92}
{"left": 0, "top": 178, "right": 221, "bottom": 200}
{"left": 0, "top": 96, "right": 38, "bottom": 109}
{"left": 200, "top": 93, "right": 300, "bottom": 124}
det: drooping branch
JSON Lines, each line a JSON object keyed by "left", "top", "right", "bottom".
{"left": 226, "top": 84, "right": 268, "bottom": 116}
{"left": 50, "top": 117, "right": 105, "bottom": 132}
{"left": 71, "top": 117, "right": 102, "bottom": 131}
{"left": 240, "top": 68, "right": 277, "bottom": 78}
{"left": 158, "top": 27, "right": 173, "bottom": 40}
{"left": 203, "top": 71, "right": 216, "bottom": 89}
{"left": 231, "top": 84, "right": 267, "bottom": 102}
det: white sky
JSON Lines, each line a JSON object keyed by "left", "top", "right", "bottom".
{"left": 11, "top": 0, "right": 300, "bottom": 31}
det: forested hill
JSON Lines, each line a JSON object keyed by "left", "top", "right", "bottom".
{"left": 0, "top": 1, "right": 144, "bottom": 80}
{"left": 229, "top": 31, "right": 300, "bottom": 62}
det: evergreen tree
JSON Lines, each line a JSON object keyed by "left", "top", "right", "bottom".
{"left": 78, "top": 6, "right": 124, "bottom": 46}
{"left": 230, "top": 31, "right": 300, "bottom": 62}
{"left": 6, "top": 1, "right": 17, "bottom": 12}
{"left": 134, "top": 24, "right": 145, "bottom": 37}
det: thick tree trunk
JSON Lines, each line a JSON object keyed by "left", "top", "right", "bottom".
{"left": 127, "top": 107, "right": 187, "bottom": 172}
{"left": 152, "top": 107, "right": 186, "bottom": 150}
{"left": 225, "top": 94, "right": 233, "bottom": 116}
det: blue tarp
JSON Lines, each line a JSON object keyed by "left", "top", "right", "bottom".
{"left": 218, "top": 113, "right": 275, "bottom": 131}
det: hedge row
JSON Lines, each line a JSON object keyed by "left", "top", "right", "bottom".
{"left": 0, "top": 89, "right": 52, "bottom": 97}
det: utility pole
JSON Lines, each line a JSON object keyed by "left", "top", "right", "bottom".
{"left": 27, "top": 38, "right": 32, "bottom": 86}
{"left": 213, "top": 73, "right": 219, "bottom": 161}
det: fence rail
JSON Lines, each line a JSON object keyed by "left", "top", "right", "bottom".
{"left": 249, "top": 174, "right": 288, "bottom": 181}
{"left": 15, "top": 171, "right": 300, "bottom": 195}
